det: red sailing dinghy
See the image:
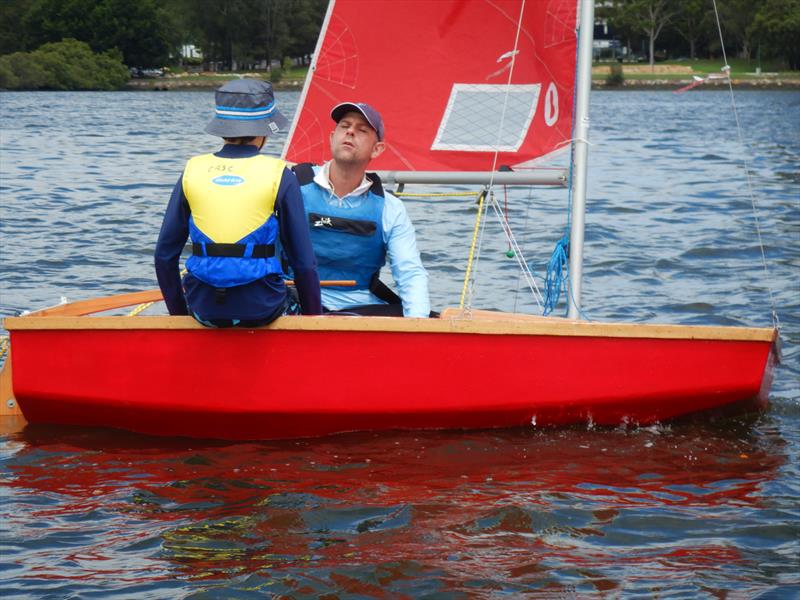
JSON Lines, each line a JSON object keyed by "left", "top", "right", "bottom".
{"left": 1, "top": 0, "right": 779, "bottom": 440}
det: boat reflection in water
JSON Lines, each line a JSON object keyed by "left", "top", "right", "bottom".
{"left": 2, "top": 420, "right": 787, "bottom": 596}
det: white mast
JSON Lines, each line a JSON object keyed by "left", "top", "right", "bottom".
{"left": 567, "top": 0, "right": 595, "bottom": 319}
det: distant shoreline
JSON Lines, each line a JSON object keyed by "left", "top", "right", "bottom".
{"left": 4, "top": 74, "right": 796, "bottom": 93}
{"left": 124, "top": 78, "right": 306, "bottom": 91}
{"left": 123, "top": 78, "right": 800, "bottom": 92}
{"left": 595, "top": 79, "right": 800, "bottom": 90}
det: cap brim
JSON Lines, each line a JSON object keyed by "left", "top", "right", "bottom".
{"left": 331, "top": 102, "right": 362, "bottom": 123}
{"left": 330, "top": 102, "right": 382, "bottom": 140}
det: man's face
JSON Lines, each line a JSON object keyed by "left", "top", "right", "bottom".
{"left": 330, "top": 111, "right": 384, "bottom": 166}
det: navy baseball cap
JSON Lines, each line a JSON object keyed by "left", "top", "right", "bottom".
{"left": 331, "top": 102, "right": 384, "bottom": 141}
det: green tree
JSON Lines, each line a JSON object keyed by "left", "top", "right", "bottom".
{"left": 160, "top": 0, "right": 200, "bottom": 56}
{"left": 285, "top": 0, "right": 327, "bottom": 64}
{"left": 0, "top": 0, "right": 32, "bottom": 55}
{"left": 265, "top": 0, "right": 292, "bottom": 68}
{"left": 601, "top": 0, "right": 676, "bottom": 67}
{"left": 674, "top": 0, "right": 709, "bottom": 59}
{"left": 0, "top": 51, "right": 53, "bottom": 89}
{"left": 22, "top": 0, "right": 173, "bottom": 67}
{"left": 715, "top": 0, "right": 763, "bottom": 60}
{"left": 24, "top": 0, "right": 98, "bottom": 50}
{"left": 0, "top": 59, "right": 20, "bottom": 88}
{"left": 0, "top": 39, "right": 128, "bottom": 90}
{"left": 749, "top": 0, "right": 800, "bottom": 69}
{"left": 88, "top": 0, "right": 172, "bottom": 67}
{"left": 33, "top": 39, "right": 129, "bottom": 89}
{"left": 615, "top": 0, "right": 676, "bottom": 68}
{"left": 186, "top": 0, "right": 249, "bottom": 70}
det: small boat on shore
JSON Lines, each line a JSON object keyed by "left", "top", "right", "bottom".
{"left": 0, "top": 0, "right": 781, "bottom": 440}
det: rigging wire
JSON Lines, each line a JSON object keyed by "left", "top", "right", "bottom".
{"left": 463, "top": 0, "right": 539, "bottom": 313}
{"left": 710, "top": 0, "right": 780, "bottom": 330}
{"left": 512, "top": 183, "right": 536, "bottom": 313}
{"left": 487, "top": 191, "right": 544, "bottom": 308}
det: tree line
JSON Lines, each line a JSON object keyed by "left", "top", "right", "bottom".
{"left": 0, "top": 0, "right": 327, "bottom": 72}
{"left": 599, "top": 0, "right": 800, "bottom": 69}
{"left": 0, "top": 0, "right": 797, "bottom": 91}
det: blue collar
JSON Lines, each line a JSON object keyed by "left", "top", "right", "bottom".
{"left": 215, "top": 144, "right": 262, "bottom": 158}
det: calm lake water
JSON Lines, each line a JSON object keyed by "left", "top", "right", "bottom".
{"left": 1, "top": 89, "right": 798, "bottom": 598}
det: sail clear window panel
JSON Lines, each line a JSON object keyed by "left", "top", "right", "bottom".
{"left": 431, "top": 84, "right": 541, "bottom": 153}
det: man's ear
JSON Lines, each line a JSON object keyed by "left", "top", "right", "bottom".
{"left": 370, "top": 141, "right": 385, "bottom": 160}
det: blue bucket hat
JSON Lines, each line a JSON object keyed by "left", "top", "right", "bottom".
{"left": 331, "top": 102, "right": 384, "bottom": 141}
{"left": 205, "top": 79, "right": 289, "bottom": 138}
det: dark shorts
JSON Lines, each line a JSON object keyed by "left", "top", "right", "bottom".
{"left": 192, "top": 296, "right": 302, "bottom": 329}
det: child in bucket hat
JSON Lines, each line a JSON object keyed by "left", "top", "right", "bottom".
{"left": 155, "top": 79, "right": 321, "bottom": 327}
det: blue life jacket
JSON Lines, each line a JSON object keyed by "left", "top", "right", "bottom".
{"left": 183, "top": 153, "right": 284, "bottom": 288}
{"left": 294, "top": 163, "right": 386, "bottom": 291}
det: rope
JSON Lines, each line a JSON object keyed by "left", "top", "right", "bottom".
{"left": 0, "top": 335, "right": 8, "bottom": 362}
{"left": 127, "top": 302, "right": 154, "bottom": 317}
{"left": 543, "top": 234, "right": 569, "bottom": 316}
{"left": 710, "top": 0, "right": 780, "bottom": 330}
{"left": 459, "top": 189, "right": 488, "bottom": 308}
{"left": 465, "top": 186, "right": 494, "bottom": 311}
{"left": 127, "top": 268, "right": 186, "bottom": 317}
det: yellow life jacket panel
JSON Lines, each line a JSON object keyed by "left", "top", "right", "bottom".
{"left": 183, "top": 153, "right": 285, "bottom": 242}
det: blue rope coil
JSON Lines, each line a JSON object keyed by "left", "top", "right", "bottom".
{"left": 543, "top": 234, "right": 570, "bottom": 316}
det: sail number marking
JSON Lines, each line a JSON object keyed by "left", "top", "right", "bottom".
{"left": 544, "top": 82, "right": 558, "bottom": 127}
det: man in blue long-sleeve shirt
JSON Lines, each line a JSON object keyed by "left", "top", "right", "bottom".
{"left": 155, "top": 79, "right": 321, "bottom": 326}
{"left": 294, "top": 102, "right": 430, "bottom": 317}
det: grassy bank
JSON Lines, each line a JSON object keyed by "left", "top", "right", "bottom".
{"left": 593, "top": 59, "right": 799, "bottom": 88}
{"left": 125, "top": 68, "right": 308, "bottom": 91}
{"left": 125, "top": 60, "right": 799, "bottom": 91}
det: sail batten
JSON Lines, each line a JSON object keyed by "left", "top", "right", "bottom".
{"left": 283, "top": 0, "right": 580, "bottom": 172}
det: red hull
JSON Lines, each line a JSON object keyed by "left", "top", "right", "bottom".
{"left": 7, "top": 315, "right": 777, "bottom": 440}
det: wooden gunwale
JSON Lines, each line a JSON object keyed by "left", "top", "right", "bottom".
{"left": 4, "top": 312, "right": 776, "bottom": 343}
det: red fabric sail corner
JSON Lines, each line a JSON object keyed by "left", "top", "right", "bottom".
{"left": 283, "top": 0, "right": 579, "bottom": 172}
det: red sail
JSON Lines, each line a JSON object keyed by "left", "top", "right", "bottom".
{"left": 283, "top": 0, "right": 579, "bottom": 171}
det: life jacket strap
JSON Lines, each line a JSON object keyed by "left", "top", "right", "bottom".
{"left": 369, "top": 272, "right": 402, "bottom": 305}
{"left": 292, "top": 162, "right": 315, "bottom": 185}
{"left": 192, "top": 242, "right": 275, "bottom": 258}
